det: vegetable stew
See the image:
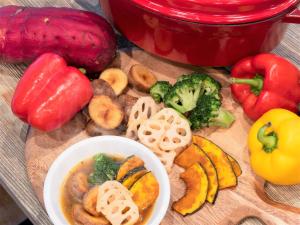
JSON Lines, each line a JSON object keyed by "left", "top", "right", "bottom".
{"left": 60, "top": 154, "right": 158, "bottom": 225}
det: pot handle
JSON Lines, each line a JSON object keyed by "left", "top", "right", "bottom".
{"left": 283, "top": 8, "right": 300, "bottom": 24}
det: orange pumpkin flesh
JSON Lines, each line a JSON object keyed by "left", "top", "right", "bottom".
{"left": 130, "top": 172, "right": 159, "bottom": 211}
{"left": 193, "top": 136, "right": 237, "bottom": 189}
{"left": 117, "top": 156, "right": 144, "bottom": 181}
{"left": 228, "top": 155, "right": 242, "bottom": 177}
{"left": 172, "top": 163, "right": 208, "bottom": 216}
{"left": 175, "top": 144, "right": 218, "bottom": 204}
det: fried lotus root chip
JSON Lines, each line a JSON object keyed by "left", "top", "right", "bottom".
{"left": 138, "top": 108, "right": 191, "bottom": 172}
{"left": 137, "top": 118, "right": 166, "bottom": 150}
{"left": 145, "top": 108, "right": 192, "bottom": 152}
{"left": 152, "top": 108, "right": 192, "bottom": 151}
{"left": 152, "top": 147, "right": 176, "bottom": 173}
{"left": 96, "top": 181, "right": 139, "bottom": 225}
{"left": 126, "top": 96, "right": 160, "bottom": 140}
{"left": 137, "top": 119, "right": 176, "bottom": 171}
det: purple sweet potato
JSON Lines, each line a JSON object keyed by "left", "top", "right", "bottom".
{"left": 0, "top": 6, "right": 116, "bottom": 73}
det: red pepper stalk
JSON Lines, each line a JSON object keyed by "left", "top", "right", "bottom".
{"left": 230, "top": 53, "right": 300, "bottom": 121}
{"left": 12, "top": 53, "right": 93, "bottom": 131}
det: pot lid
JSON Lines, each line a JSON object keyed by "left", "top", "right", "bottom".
{"left": 132, "top": 0, "right": 300, "bottom": 24}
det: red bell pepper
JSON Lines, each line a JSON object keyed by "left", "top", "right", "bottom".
{"left": 11, "top": 53, "right": 93, "bottom": 131}
{"left": 230, "top": 53, "right": 300, "bottom": 121}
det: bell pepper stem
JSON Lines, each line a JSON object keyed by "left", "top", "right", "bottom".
{"left": 257, "top": 122, "right": 278, "bottom": 153}
{"left": 230, "top": 75, "right": 264, "bottom": 96}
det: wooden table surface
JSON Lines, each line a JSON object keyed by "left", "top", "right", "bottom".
{"left": 0, "top": 1, "right": 299, "bottom": 225}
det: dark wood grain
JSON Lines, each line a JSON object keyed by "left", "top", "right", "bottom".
{"left": 0, "top": 1, "right": 299, "bottom": 225}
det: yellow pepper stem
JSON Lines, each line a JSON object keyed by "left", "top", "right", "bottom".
{"left": 257, "top": 122, "right": 278, "bottom": 153}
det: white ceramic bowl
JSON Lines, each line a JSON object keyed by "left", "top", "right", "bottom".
{"left": 44, "top": 136, "right": 170, "bottom": 225}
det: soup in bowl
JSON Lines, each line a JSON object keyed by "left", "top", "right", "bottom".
{"left": 44, "top": 136, "right": 170, "bottom": 225}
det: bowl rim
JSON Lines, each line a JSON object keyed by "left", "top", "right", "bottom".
{"left": 44, "top": 135, "right": 170, "bottom": 225}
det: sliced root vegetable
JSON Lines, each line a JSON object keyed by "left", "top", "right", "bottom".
{"left": 116, "top": 156, "right": 144, "bottom": 181}
{"left": 152, "top": 147, "right": 176, "bottom": 173}
{"left": 88, "top": 95, "right": 124, "bottom": 130}
{"left": 100, "top": 68, "right": 128, "bottom": 96}
{"left": 138, "top": 108, "right": 192, "bottom": 152}
{"left": 97, "top": 181, "right": 139, "bottom": 225}
{"left": 172, "top": 163, "right": 208, "bottom": 216}
{"left": 126, "top": 96, "right": 160, "bottom": 140}
{"left": 82, "top": 107, "right": 91, "bottom": 122}
{"left": 228, "top": 155, "right": 242, "bottom": 177}
{"left": 137, "top": 118, "right": 167, "bottom": 150}
{"left": 130, "top": 172, "right": 159, "bottom": 211}
{"left": 193, "top": 135, "right": 237, "bottom": 189}
{"left": 91, "top": 79, "right": 116, "bottom": 99}
{"left": 118, "top": 94, "right": 138, "bottom": 123}
{"left": 129, "top": 64, "right": 157, "bottom": 92}
{"left": 152, "top": 108, "right": 192, "bottom": 152}
{"left": 175, "top": 144, "right": 219, "bottom": 204}
{"left": 86, "top": 121, "right": 123, "bottom": 137}
{"left": 137, "top": 108, "right": 192, "bottom": 172}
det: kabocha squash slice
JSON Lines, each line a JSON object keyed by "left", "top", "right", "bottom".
{"left": 172, "top": 163, "right": 208, "bottom": 216}
{"left": 175, "top": 144, "right": 218, "bottom": 204}
{"left": 227, "top": 155, "right": 242, "bottom": 177}
{"left": 130, "top": 172, "right": 159, "bottom": 211}
{"left": 120, "top": 167, "right": 148, "bottom": 189}
{"left": 116, "top": 156, "right": 144, "bottom": 181}
{"left": 193, "top": 135, "right": 237, "bottom": 189}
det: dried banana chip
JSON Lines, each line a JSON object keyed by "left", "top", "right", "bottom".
{"left": 126, "top": 97, "right": 159, "bottom": 140}
{"left": 96, "top": 181, "right": 139, "bottom": 225}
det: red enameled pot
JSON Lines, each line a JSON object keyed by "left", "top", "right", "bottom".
{"left": 99, "top": 0, "right": 300, "bottom": 66}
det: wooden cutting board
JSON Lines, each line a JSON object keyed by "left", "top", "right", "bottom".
{"left": 25, "top": 48, "right": 300, "bottom": 225}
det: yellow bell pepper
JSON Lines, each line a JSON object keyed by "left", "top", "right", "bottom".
{"left": 248, "top": 108, "right": 300, "bottom": 185}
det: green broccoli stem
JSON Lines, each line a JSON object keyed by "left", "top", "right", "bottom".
{"left": 230, "top": 75, "right": 264, "bottom": 96}
{"left": 257, "top": 122, "right": 278, "bottom": 153}
{"left": 209, "top": 108, "right": 235, "bottom": 128}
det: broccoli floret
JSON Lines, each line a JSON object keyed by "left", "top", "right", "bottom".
{"left": 88, "top": 154, "right": 120, "bottom": 185}
{"left": 202, "top": 76, "right": 221, "bottom": 97}
{"left": 164, "top": 79, "right": 202, "bottom": 113}
{"left": 177, "top": 73, "right": 221, "bottom": 97}
{"left": 176, "top": 74, "right": 191, "bottom": 82}
{"left": 150, "top": 81, "right": 172, "bottom": 103}
{"left": 189, "top": 95, "right": 235, "bottom": 130}
{"left": 177, "top": 73, "right": 205, "bottom": 84}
